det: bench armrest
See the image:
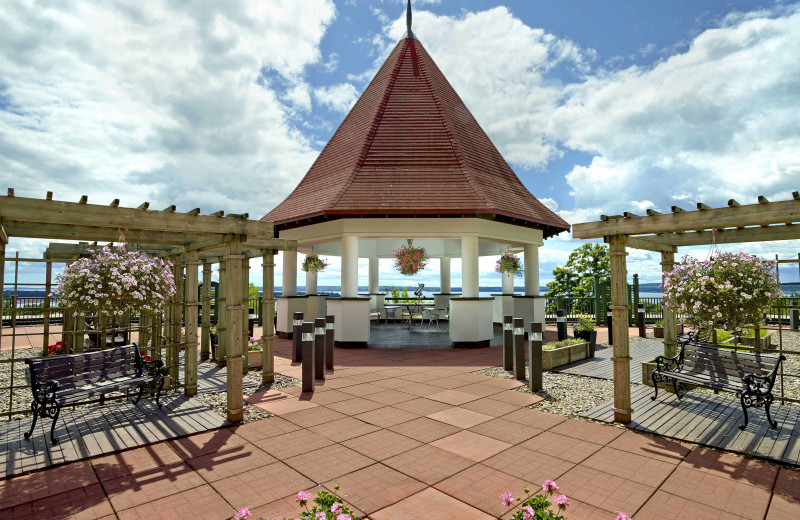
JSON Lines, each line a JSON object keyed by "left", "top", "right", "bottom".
{"left": 31, "top": 379, "right": 60, "bottom": 404}
{"left": 654, "top": 354, "right": 681, "bottom": 372}
{"left": 742, "top": 354, "right": 786, "bottom": 395}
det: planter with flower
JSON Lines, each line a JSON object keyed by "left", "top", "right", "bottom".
{"left": 47, "top": 341, "right": 67, "bottom": 357}
{"left": 503, "top": 479, "right": 569, "bottom": 520}
{"left": 54, "top": 245, "right": 176, "bottom": 353}
{"left": 302, "top": 254, "right": 329, "bottom": 273}
{"left": 393, "top": 241, "right": 429, "bottom": 276}
{"left": 496, "top": 253, "right": 523, "bottom": 277}
{"left": 246, "top": 337, "right": 262, "bottom": 369}
{"left": 234, "top": 486, "right": 361, "bottom": 520}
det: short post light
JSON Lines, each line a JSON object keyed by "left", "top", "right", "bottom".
{"left": 325, "top": 315, "right": 335, "bottom": 371}
{"left": 314, "top": 318, "right": 326, "bottom": 380}
{"left": 607, "top": 304, "right": 613, "bottom": 346}
{"left": 790, "top": 298, "right": 799, "bottom": 331}
{"left": 528, "top": 322, "right": 543, "bottom": 392}
{"left": 503, "top": 315, "right": 513, "bottom": 371}
{"left": 556, "top": 309, "right": 567, "bottom": 341}
{"left": 513, "top": 318, "right": 526, "bottom": 380}
{"left": 301, "top": 322, "right": 315, "bottom": 392}
{"left": 637, "top": 303, "right": 646, "bottom": 338}
{"left": 292, "top": 311, "right": 303, "bottom": 363}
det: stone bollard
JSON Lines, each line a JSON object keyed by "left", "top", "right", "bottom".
{"left": 638, "top": 303, "right": 646, "bottom": 338}
{"left": 791, "top": 299, "right": 799, "bottom": 331}
{"left": 513, "top": 318, "right": 526, "bottom": 380}
{"left": 607, "top": 304, "right": 613, "bottom": 346}
{"left": 556, "top": 309, "right": 567, "bottom": 341}
{"left": 314, "top": 318, "right": 326, "bottom": 380}
{"left": 325, "top": 315, "right": 335, "bottom": 371}
{"left": 503, "top": 315, "right": 513, "bottom": 371}
{"left": 301, "top": 322, "right": 315, "bottom": 392}
{"left": 292, "top": 311, "right": 303, "bottom": 363}
{"left": 529, "top": 322, "right": 543, "bottom": 392}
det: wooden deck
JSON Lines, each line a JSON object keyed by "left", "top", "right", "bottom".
{"left": 0, "top": 395, "right": 227, "bottom": 478}
{"left": 552, "top": 338, "right": 663, "bottom": 383}
{"left": 583, "top": 384, "right": 800, "bottom": 466}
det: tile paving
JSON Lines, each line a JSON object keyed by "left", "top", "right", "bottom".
{"left": 1, "top": 336, "right": 799, "bottom": 519}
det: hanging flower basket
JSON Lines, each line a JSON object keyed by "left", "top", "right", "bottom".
{"left": 393, "top": 243, "right": 429, "bottom": 276}
{"left": 302, "top": 254, "right": 329, "bottom": 273}
{"left": 662, "top": 252, "right": 780, "bottom": 332}
{"left": 496, "top": 253, "right": 523, "bottom": 277}
{"left": 54, "top": 246, "right": 176, "bottom": 318}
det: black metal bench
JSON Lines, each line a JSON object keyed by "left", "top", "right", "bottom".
{"left": 25, "top": 343, "right": 165, "bottom": 444}
{"left": 651, "top": 340, "right": 785, "bottom": 430}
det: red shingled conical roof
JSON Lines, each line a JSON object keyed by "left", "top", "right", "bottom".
{"left": 263, "top": 36, "right": 569, "bottom": 238}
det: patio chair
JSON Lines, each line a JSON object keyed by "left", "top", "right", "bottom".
{"left": 402, "top": 302, "right": 425, "bottom": 328}
{"left": 426, "top": 307, "right": 447, "bottom": 329}
{"left": 369, "top": 308, "right": 381, "bottom": 324}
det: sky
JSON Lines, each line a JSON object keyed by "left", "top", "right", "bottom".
{"left": 1, "top": 0, "right": 799, "bottom": 289}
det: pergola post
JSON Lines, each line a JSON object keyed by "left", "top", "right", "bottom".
{"left": 170, "top": 256, "right": 184, "bottom": 383}
{"left": 184, "top": 250, "right": 199, "bottom": 396}
{"left": 42, "top": 253, "right": 52, "bottom": 356}
{"left": 262, "top": 250, "right": 276, "bottom": 384}
{"left": 201, "top": 261, "right": 212, "bottom": 361}
{"left": 609, "top": 235, "right": 632, "bottom": 423}
{"left": 661, "top": 250, "right": 678, "bottom": 358}
{"left": 283, "top": 249, "right": 297, "bottom": 296}
{"left": 341, "top": 235, "right": 359, "bottom": 298}
{"left": 242, "top": 256, "right": 250, "bottom": 374}
{"left": 225, "top": 235, "right": 245, "bottom": 423}
{"left": 217, "top": 259, "right": 227, "bottom": 367}
{"left": 461, "top": 235, "right": 479, "bottom": 298}
{"left": 524, "top": 244, "right": 539, "bottom": 296}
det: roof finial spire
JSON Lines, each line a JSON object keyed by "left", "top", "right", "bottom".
{"left": 405, "top": 0, "right": 415, "bottom": 39}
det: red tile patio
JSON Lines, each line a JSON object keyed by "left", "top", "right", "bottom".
{"left": 1, "top": 336, "right": 799, "bottom": 520}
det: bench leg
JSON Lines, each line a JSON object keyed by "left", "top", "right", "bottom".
{"left": 49, "top": 402, "right": 61, "bottom": 445}
{"left": 739, "top": 394, "right": 750, "bottom": 430}
{"left": 133, "top": 384, "right": 145, "bottom": 405}
{"left": 650, "top": 371, "right": 659, "bottom": 400}
{"left": 155, "top": 377, "right": 165, "bottom": 408}
{"left": 24, "top": 402, "right": 40, "bottom": 441}
{"left": 765, "top": 395, "right": 778, "bottom": 429}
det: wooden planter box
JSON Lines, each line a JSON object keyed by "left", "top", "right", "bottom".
{"left": 542, "top": 341, "right": 590, "bottom": 370}
{"left": 739, "top": 332, "right": 772, "bottom": 350}
{"left": 247, "top": 349, "right": 263, "bottom": 369}
{"left": 653, "top": 324, "right": 684, "bottom": 338}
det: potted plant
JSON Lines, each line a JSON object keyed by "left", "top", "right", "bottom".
{"left": 571, "top": 314, "right": 597, "bottom": 356}
{"left": 496, "top": 253, "right": 523, "bottom": 276}
{"left": 653, "top": 319, "right": 664, "bottom": 338}
{"left": 301, "top": 254, "right": 329, "bottom": 273}
{"left": 393, "top": 240, "right": 429, "bottom": 276}
{"left": 247, "top": 337, "right": 262, "bottom": 369}
{"left": 541, "top": 338, "right": 590, "bottom": 370}
{"left": 662, "top": 251, "right": 780, "bottom": 335}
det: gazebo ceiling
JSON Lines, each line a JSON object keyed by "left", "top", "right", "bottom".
{"left": 262, "top": 22, "right": 569, "bottom": 239}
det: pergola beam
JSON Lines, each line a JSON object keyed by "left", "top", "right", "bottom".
{"left": 621, "top": 236, "right": 677, "bottom": 253}
{"left": 650, "top": 223, "right": 800, "bottom": 247}
{"left": 574, "top": 196, "right": 800, "bottom": 238}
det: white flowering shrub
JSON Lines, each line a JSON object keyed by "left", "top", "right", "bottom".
{"left": 55, "top": 246, "right": 176, "bottom": 317}
{"left": 662, "top": 252, "right": 780, "bottom": 331}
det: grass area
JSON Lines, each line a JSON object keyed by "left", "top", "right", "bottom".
{"left": 543, "top": 338, "right": 585, "bottom": 351}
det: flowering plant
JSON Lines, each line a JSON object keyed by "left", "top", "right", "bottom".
{"left": 234, "top": 486, "right": 361, "bottom": 520}
{"left": 54, "top": 246, "right": 175, "bottom": 318}
{"left": 504, "top": 480, "right": 569, "bottom": 520}
{"left": 496, "top": 253, "right": 523, "bottom": 277}
{"left": 302, "top": 254, "right": 329, "bottom": 273}
{"left": 662, "top": 252, "right": 780, "bottom": 332}
{"left": 393, "top": 244, "right": 429, "bottom": 276}
{"left": 47, "top": 341, "right": 66, "bottom": 356}
{"left": 247, "top": 337, "right": 261, "bottom": 352}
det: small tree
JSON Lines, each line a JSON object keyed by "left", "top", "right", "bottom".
{"left": 546, "top": 244, "right": 609, "bottom": 297}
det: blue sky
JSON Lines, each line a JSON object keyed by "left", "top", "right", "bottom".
{"left": 1, "top": 0, "right": 799, "bottom": 288}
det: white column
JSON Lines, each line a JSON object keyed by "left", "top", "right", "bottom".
{"left": 461, "top": 236, "right": 479, "bottom": 298}
{"left": 502, "top": 271, "right": 514, "bottom": 294}
{"left": 524, "top": 244, "right": 539, "bottom": 295}
{"left": 440, "top": 257, "right": 451, "bottom": 293}
{"left": 282, "top": 249, "right": 297, "bottom": 296}
{"left": 341, "top": 235, "right": 359, "bottom": 298}
{"left": 368, "top": 257, "right": 379, "bottom": 293}
{"left": 305, "top": 268, "right": 317, "bottom": 295}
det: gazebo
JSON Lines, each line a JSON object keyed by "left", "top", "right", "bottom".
{"left": 263, "top": 2, "right": 569, "bottom": 347}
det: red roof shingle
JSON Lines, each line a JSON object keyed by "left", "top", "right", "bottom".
{"left": 263, "top": 37, "right": 569, "bottom": 238}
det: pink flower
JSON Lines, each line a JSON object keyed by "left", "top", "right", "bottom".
{"left": 331, "top": 503, "right": 343, "bottom": 514}
{"left": 522, "top": 505, "right": 536, "bottom": 520}
{"left": 315, "top": 513, "right": 325, "bottom": 520}
{"left": 554, "top": 494, "right": 569, "bottom": 508}
{"left": 542, "top": 480, "right": 560, "bottom": 493}
{"left": 501, "top": 491, "right": 515, "bottom": 506}
{"left": 337, "top": 515, "right": 351, "bottom": 520}
{"left": 296, "top": 491, "right": 312, "bottom": 504}
{"left": 616, "top": 514, "right": 631, "bottom": 520}
{"left": 233, "top": 508, "right": 251, "bottom": 520}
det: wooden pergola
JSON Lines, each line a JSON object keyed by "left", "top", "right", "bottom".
{"left": 573, "top": 191, "right": 800, "bottom": 423}
{"left": 0, "top": 190, "right": 295, "bottom": 422}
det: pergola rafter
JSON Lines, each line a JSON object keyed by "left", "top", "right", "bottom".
{"left": 573, "top": 191, "right": 800, "bottom": 425}
{"left": 0, "top": 189, "right": 294, "bottom": 423}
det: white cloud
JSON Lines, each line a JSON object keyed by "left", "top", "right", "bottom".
{"left": 314, "top": 83, "right": 359, "bottom": 112}
{"left": 0, "top": 0, "right": 336, "bottom": 215}
{"left": 539, "top": 197, "right": 558, "bottom": 212}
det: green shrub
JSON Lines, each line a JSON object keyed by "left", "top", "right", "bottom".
{"left": 741, "top": 327, "right": 769, "bottom": 338}
{"left": 572, "top": 314, "right": 595, "bottom": 333}
{"left": 654, "top": 319, "right": 664, "bottom": 327}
